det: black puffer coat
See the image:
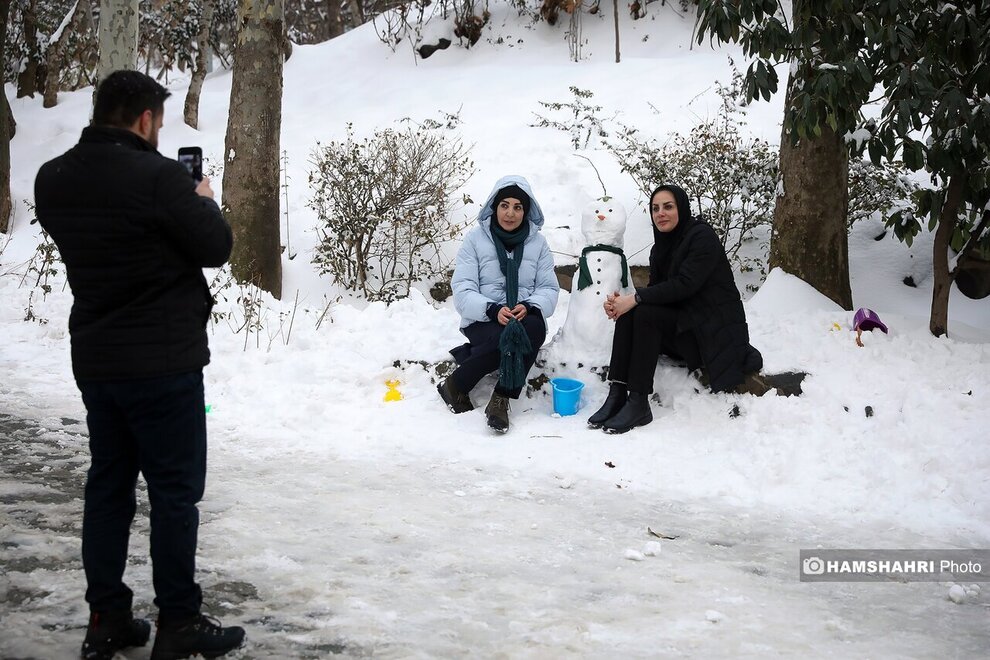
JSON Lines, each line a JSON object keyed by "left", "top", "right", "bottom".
{"left": 34, "top": 126, "right": 232, "bottom": 381}
{"left": 636, "top": 185, "right": 762, "bottom": 392}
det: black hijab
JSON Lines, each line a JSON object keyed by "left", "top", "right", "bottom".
{"left": 648, "top": 184, "right": 696, "bottom": 282}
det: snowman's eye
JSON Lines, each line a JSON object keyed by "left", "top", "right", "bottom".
{"left": 595, "top": 210, "right": 600, "bottom": 214}
{"left": 608, "top": 209, "right": 613, "bottom": 213}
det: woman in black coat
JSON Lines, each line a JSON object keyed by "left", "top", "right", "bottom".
{"left": 587, "top": 184, "right": 765, "bottom": 434}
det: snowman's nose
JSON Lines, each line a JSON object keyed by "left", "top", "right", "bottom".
{"left": 597, "top": 214, "right": 606, "bottom": 221}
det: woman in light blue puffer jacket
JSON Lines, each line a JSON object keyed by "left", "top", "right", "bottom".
{"left": 438, "top": 175, "right": 559, "bottom": 433}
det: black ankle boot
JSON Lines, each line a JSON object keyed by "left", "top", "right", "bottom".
{"left": 587, "top": 382, "right": 627, "bottom": 428}
{"left": 485, "top": 390, "right": 510, "bottom": 433}
{"left": 602, "top": 392, "right": 653, "bottom": 434}
{"left": 437, "top": 377, "right": 473, "bottom": 413}
{"left": 81, "top": 610, "right": 151, "bottom": 660}
{"left": 150, "top": 613, "right": 245, "bottom": 660}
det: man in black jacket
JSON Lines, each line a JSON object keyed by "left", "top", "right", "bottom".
{"left": 34, "top": 70, "right": 244, "bottom": 660}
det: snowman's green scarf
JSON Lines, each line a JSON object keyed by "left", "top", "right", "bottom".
{"left": 577, "top": 244, "right": 629, "bottom": 290}
{"left": 490, "top": 218, "right": 532, "bottom": 391}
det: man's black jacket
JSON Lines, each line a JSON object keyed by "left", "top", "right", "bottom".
{"left": 34, "top": 126, "right": 232, "bottom": 381}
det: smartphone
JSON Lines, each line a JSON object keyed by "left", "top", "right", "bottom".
{"left": 177, "top": 147, "right": 203, "bottom": 182}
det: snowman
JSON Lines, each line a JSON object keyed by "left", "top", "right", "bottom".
{"left": 552, "top": 199, "right": 633, "bottom": 366}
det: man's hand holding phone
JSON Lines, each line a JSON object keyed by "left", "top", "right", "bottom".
{"left": 195, "top": 176, "right": 215, "bottom": 200}
{"left": 177, "top": 147, "right": 203, "bottom": 179}
{"left": 178, "top": 147, "right": 213, "bottom": 199}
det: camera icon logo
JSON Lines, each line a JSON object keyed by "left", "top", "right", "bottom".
{"left": 803, "top": 556, "right": 826, "bottom": 575}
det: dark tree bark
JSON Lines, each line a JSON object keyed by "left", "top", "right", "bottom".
{"left": 768, "top": 70, "right": 854, "bottom": 310}
{"left": 222, "top": 0, "right": 284, "bottom": 299}
{"left": 929, "top": 174, "right": 967, "bottom": 337}
{"left": 613, "top": 0, "right": 620, "bottom": 63}
{"left": 326, "top": 0, "right": 343, "bottom": 39}
{"left": 16, "top": 0, "right": 42, "bottom": 98}
{"left": 346, "top": 0, "right": 363, "bottom": 27}
{"left": 43, "top": 0, "right": 91, "bottom": 108}
{"left": 3, "top": 91, "right": 13, "bottom": 138}
{"left": 1, "top": 0, "right": 12, "bottom": 233}
{"left": 184, "top": 0, "right": 215, "bottom": 129}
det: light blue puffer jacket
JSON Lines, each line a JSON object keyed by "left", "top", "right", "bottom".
{"left": 452, "top": 175, "right": 559, "bottom": 329}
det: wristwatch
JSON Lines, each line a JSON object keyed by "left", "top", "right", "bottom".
{"left": 634, "top": 292, "right": 642, "bottom": 305}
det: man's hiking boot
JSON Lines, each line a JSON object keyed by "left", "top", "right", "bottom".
{"left": 437, "top": 377, "right": 473, "bottom": 414}
{"left": 81, "top": 610, "right": 151, "bottom": 660}
{"left": 602, "top": 392, "right": 653, "bottom": 434}
{"left": 485, "top": 391, "right": 510, "bottom": 433}
{"left": 587, "top": 382, "right": 627, "bottom": 429}
{"left": 150, "top": 613, "right": 245, "bottom": 660}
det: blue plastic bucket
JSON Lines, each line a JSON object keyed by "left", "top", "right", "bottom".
{"left": 551, "top": 378, "right": 584, "bottom": 416}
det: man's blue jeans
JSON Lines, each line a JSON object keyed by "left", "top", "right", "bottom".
{"left": 76, "top": 370, "right": 206, "bottom": 620}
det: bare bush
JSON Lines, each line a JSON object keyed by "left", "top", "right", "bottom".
{"left": 308, "top": 122, "right": 474, "bottom": 303}
{"left": 531, "top": 86, "right": 614, "bottom": 150}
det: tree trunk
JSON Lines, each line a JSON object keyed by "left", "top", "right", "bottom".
{"left": 222, "top": 0, "right": 284, "bottom": 299}
{"left": 97, "top": 0, "right": 139, "bottom": 83}
{"left": 43, "top": 0, "right": 89, "bottom": 108}
{"left": 929, "top": 174, "right": 966, "bottom": 337}
{"left": 347, "top": 0, "right": 363, "bottom": 27}
{"left": 184, "top": 0, "right": 215, "bottom": 129}
{"left": 768, "top": 71, "right": 853, "bottom": 310}
{"left": 2, "top": 90, "right": 13, "bottom": 138}
{"left": 1, "top": 0, "right": 11, "bottom": 233}
{"left": 326, "top": 0, "right": 343, "bottom": 39}
{"left": 16, "top": 0, "right": 41, "bottom": 98}
{"left": 613, "top": 0, "right": 620, "bottom": 63}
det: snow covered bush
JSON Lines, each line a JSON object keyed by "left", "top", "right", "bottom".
{"left": 374, "top": 0, "right": 490, "bottom": 53}
{"left": 608, "top": 70, "right": 921, "bottom": 277}
{"left": 846, "top": 158, "right": 920, "bottom": 229}
{"left": 4, "top": 0, "right": 96, "bottom": 94}
{"left": 531, "top": 86, "right": 613, "bottom": 150}
{"left": 608, "top": 76, "right": 778, "bottom": 273}
{"left": 308, "top": 123, "right": 473, "bottom": 304}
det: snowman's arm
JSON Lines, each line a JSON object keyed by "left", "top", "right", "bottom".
{"left": 638, "top": 226, "right": 720, "bottom": 305}
{"left": 523, "top": 239, "right": 560, "bottom": 317}
{"left": 452, "top": 238, "right": 497, "bottom": 323}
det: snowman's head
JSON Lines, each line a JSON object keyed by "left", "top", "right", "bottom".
{"left": 580, "top": 199, "right": 627, "bottom": 247}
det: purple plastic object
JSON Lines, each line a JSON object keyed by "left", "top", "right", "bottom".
{"left": 853, "top": 308, "right": 888, "bottom": 333}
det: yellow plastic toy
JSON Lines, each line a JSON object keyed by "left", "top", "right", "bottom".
{"left": 384, "top": 379, "right": 403, "bottom": 402}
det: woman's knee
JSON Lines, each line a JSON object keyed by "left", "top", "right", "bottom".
{"left": 633, "top": 304, "right": 677, "bottom": 330}
{"left": 521, "top": 315, "right": 547, "bottom": 345}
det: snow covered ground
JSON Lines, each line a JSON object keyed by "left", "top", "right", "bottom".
{"left": 2, "top": 4, "right": 989, "bottom": 658}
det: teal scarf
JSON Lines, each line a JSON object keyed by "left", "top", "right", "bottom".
{"left": 491, "top": 219, "right": 532, "bottom": 391}
{"left": 577, "top": 244, "right": 628, "bottom": 290}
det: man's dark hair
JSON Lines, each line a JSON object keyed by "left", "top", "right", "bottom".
{"left": 92, "top": 70, "right": 171, "bottom": 128}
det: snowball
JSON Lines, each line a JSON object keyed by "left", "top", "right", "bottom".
{"left": 947, "top": 584, "right": 968, "bottom": 604}
{"left": 823, "top": 619, "right": 846, "bottom": 632}
{"left": 643, "top": 541, "right": 662, "bottom": 556}
{"left": 705, "top": 610, "right": 724, "bottom": 623}
{"left": 624, "top": 549, "right": 645, "bottom": 561}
